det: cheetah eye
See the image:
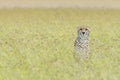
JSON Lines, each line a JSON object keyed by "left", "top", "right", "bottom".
{"left": 85, "top": 28, "right": 88, "bottom": 30}
{"left": 80, "top": 28, "right": 82, "bottom": 30}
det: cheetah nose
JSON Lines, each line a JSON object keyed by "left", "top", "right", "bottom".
{"left": 82, "top": 32, "right": 85, "bottom": 34}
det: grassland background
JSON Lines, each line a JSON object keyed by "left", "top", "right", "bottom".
{"left": 0, "top": 9, "right": 120, "bottom": 80}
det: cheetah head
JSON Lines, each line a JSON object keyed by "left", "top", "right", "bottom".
{"left": 77, "top": 26, "right": 90, "bottom": 39}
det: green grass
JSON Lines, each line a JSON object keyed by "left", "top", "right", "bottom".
{"left": 0, "top": 8, "right": 120, "bottom": 80}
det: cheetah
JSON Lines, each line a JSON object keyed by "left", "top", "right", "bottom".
{"left": 74, "top": 26, "right": 90, "bottom": 60}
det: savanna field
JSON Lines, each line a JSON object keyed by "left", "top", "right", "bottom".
{"left": 0, "top": 8, "right": 120, "bottom": 80}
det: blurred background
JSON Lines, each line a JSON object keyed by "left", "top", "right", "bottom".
{"left": 0, "top": 0, "right": 120, "bottom": 9}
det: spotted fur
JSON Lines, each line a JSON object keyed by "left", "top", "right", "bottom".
{"left": 74, "top": 26, "right": 90, "bottom": 60}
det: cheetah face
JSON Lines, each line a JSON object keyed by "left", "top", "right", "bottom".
{"left": 77, "top": 27, "right": 90, "bottom": 39}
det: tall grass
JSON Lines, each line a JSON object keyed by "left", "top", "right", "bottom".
{"left": 0, "top": 9, "right": 120, "bottom": 80}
